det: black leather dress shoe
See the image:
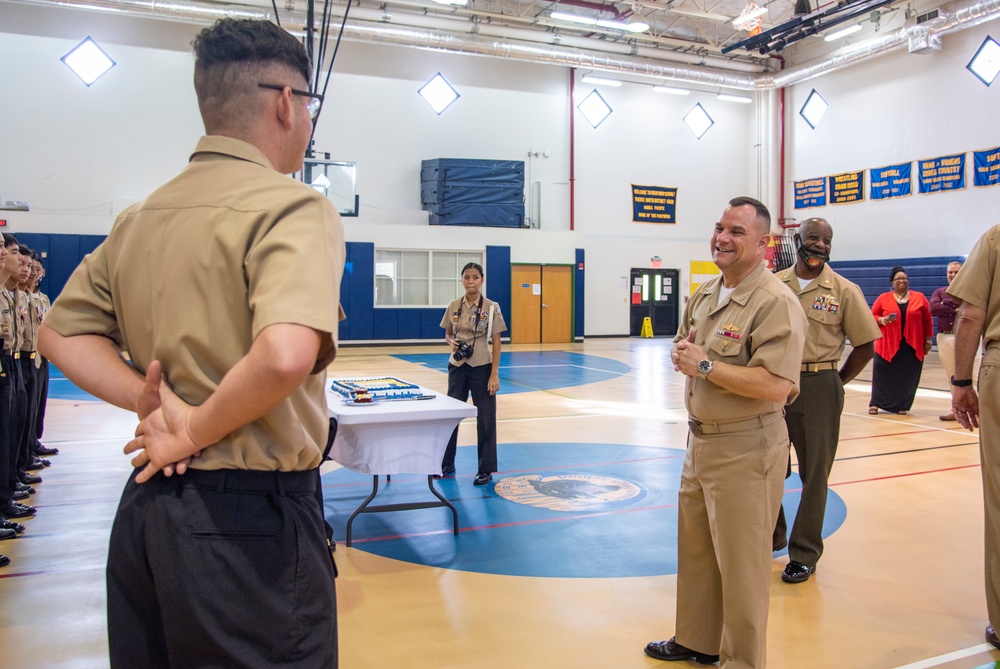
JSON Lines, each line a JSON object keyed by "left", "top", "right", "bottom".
{"left": 987, "top": 625, "right": 1000, "bottom": 650}
{"left": 28, "top": 457, "right": 51, "bottom": 469}
{"left": 34, "top": 443, "right": 59, "bottom": 456}
{"left": 644, "top": 638, "right": 720, "bottom": 664}
{"left": 15, "top": 483, "right": 35, "bottom": 495}
{"left": 781, "top": 560, "right": 816, "bottom": 583}
{"left": 12, "top": 489, "right": 29, "bottom": 501}
{"left": 0, "top": 554, "right": 9, "bottom": 568}
{"left": 0, "top": 527, "right": 16, "bottom": 541}
{"left": 473, "top": 472, "right": 492, "bottom": 486}
{"left": 1, "top": 518, "right": 26, "bottom": 534}
{"left": 2, "top": 503, "right": 36, "bottom": 519}
{"left": 21, "top": 473, "right": 42, "bottom": 485}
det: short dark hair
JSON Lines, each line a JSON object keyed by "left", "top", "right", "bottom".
{"left": 462, "top": 262, "right": 484, "bottom": 277}
{"left": 17, "top": 245, "right": 30, "bottom": 257}
{"left": 192, "top": 19, "right": 312, "bottom": 130}
{"left": 890, "top": 265, "right": 907, "bottom": 282}
{"left": 727, "top": 196, "right": 771, "bottom": 234}
{"left": 2, "top": 233, "right": 19, "bottom": 248}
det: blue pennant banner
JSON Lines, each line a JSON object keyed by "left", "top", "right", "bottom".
{"left": 870, "top": 162, "right": 912, "bottom": 200}
{"left": 794, "top": 177, "right": 827, "bottom": 209}
{"left": 828, "top": 170, "right": 865, "bottom": 204}
{"left": 918, "top": 153, "right": 965, "bottom": 193}
{"left": 973, "top": 147, "right": 1000, "bottom": 188}
{"left": 632, "top": 184, "right": 678, "bottom": 223}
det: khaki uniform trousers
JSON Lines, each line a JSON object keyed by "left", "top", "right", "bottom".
{"left": 938, "top": 332, "right": 981, "bottom": 386}
{"left": 981, "top": 346, "right": 1000, "bottom": 628}
{"left": 675, "top": 412, "right": 788, "bottom": 669}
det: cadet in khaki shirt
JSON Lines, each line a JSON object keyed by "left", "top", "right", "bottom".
{"left": 645, "top": 197, "right": 806, "bottom": 669}
{"left": 439, "top": 262, "right": 508, "bottom": 485}
{"left": 772, "top": 218, "right": 880, "bottom": 584}
{"left": 38, "top": 19, "right": 344, "bottom": 668}
{"left": 948, "top": 223, "right": 1000, "bottom": 652}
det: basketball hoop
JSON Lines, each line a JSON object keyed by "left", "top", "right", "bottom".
{"left": 733, "top": 2, "right": 766, "bottom": 32}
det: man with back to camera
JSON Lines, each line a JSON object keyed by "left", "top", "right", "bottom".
{"left": 947, "top": 225, "right": 1000, "bottom": 652}
{"left": 771, "top": 217, "right": 880, "bottom": 584}
{"left": 38, "top": 18, "right": 345, "bottom": 668}
{"left": 930, "top": 261, "right": 964, "bottom": 421}
{"left": 645, "top": 197, "right": 806, "bottom": 668}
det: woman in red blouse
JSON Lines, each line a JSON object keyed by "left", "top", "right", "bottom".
{"left": 869, "top": 266, "right": 933, "bottom": 414}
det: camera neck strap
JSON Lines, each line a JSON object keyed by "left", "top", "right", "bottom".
{"left": 454, "top": 295, "right": 485, "bottom": 338}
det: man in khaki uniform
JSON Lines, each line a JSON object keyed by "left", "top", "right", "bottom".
{"left": 947, "top": 224, "right": 1000, "bottom": 652}
{"left": 38, "top": 18, "right": 344, "bottom": 668}
{"left": 645, "top": 197, "right": 806, "bottom": 668}
{"left": 772, "top": 218, "right": 880, "bottom": 584}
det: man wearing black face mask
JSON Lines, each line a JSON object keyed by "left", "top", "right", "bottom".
{"left": 772, "top": 217, "right": 881, "bottom": 583}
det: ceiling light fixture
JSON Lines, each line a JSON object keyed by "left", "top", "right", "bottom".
{"left": 61, "top": 36, "right": 116, "bottom": 87}
{"left": 550, "top": 11, "right": 599, "bottom": 26}
{"left": 967, "top": 35, "right": 1000, "bottom": 86}
{"left": 595, "top": 19, "right": 651, "bottom": 32}
{"left": 582, "top": 74, "right": 623, "bottom": 87}
{"left": 430, "top": 0, "right": 469, "bottom": 5}
{"left": 824, "top": 23, "right": 862, "bottom": 41}
{"left": 652, "top": 85, "right": 690, "bottom": 95}
{"left": 717, "top": 93, "right": 753, "bottom": 103}
{"left": 670, "top": 8, "right": 732, "bottom": 21}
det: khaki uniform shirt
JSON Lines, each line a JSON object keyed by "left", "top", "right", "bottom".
{"left": 777, "top": 263, "right": 881, "bottom": 363}
{"left": 948, "top": 224, "right": 1000, "bottom": 350}
{"left": 0, "top": 291, "right": 16, "bottom": 351}
{"left": 440, "top": 295, "right": 508, "bottom": 368}
{"left": 45, "top": 136, "right": 346, "bottom": 472}
{"left": 675, "top": 262, "right": 807, "bottom": 421}
{"left": 15, "top": 290, "right": 33, "bottom": 352}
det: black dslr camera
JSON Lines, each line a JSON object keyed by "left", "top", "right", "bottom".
{"left": 453, "top": 340, "right": 474, "bottom": 361}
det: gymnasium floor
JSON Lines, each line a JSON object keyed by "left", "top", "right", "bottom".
{"left": 1, "top": 338, "right": 998, "bottom": 669}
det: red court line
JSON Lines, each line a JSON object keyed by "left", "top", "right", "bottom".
{"left": 830, "top": 462, "right": 980, "bottom": 487}
{"left": 840, "top": 426, "right": 972, "bottom": 441}
{"left": 349, "top": 463, "right": 983, "bottom": 545}
{"left": 323, "top": 453, "right": 686, "bottom": 489}
{"left": 347, "top": 501, "right": 680, "bottom": 544}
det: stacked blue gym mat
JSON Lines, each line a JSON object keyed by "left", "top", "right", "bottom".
{"left": 421, "top": 158, "right": 525, "bottom": 228}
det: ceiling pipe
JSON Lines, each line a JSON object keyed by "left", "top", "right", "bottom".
{"left": 8, "top": 0, "right": 1000, "bottom": 90}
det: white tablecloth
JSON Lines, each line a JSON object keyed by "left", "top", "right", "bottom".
{"left": 327, "top": 383, "right": 477, "bottom": 475}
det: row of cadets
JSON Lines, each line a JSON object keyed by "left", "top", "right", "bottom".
{"left": 0, "top": 233, "right": 56, "bottom": 569}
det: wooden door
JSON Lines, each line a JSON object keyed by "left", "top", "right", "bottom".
{"left": 541, "top": 265, "right": 573, "bottom": 343}
{"left": 510, "top": 264, "right": 542, "bottom": 343}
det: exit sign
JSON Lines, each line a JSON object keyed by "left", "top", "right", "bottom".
{"left": 0, "top": 219, "right": 6, "bottom": 226}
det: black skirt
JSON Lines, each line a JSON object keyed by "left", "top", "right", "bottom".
{"left": 870, "top": 341, "right": 923, "bottom": 413}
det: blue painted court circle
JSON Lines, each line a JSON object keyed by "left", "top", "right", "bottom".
{"left": 322, "top": 441, "right": 847, "bottom": 578}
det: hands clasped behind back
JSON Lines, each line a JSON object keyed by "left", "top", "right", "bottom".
{"left": 125, "top": 361, "right": 204, "bottom": 483}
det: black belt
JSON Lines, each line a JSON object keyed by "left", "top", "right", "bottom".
{"left": 688, "top": 410, "right": 784, "bottom": 437}
{"left": 150, "top": 467, "right": 317, "bottom": 495}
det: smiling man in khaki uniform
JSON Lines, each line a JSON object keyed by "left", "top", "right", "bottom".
{"left": 948, "top": 224, "right": 1000, "bottom": 652}
{"left": 645, "top": 197, "right": 806, "bottom": 669}
{"left": 38, "top": 19, "right": 344, "bottom": 668}
{"left": 772, "top": 217, "right": 880, "bottom": 584}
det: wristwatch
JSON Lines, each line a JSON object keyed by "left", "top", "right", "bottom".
{"left": 697, "top": 358, "right": 714, "bottom": 379}
{"left": 951, "top": 376, "right": 973, "bottom": 387}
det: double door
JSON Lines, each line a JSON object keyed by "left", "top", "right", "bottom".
{"left": 510, "top": 264, "right": 573, "bottom": 344}
{"left": 629, "top": 268, "right": 679, "bottom": 337}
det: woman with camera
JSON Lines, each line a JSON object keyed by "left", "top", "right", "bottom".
{"left": 439, "top": 262, "right": 507, "bottom": 485}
